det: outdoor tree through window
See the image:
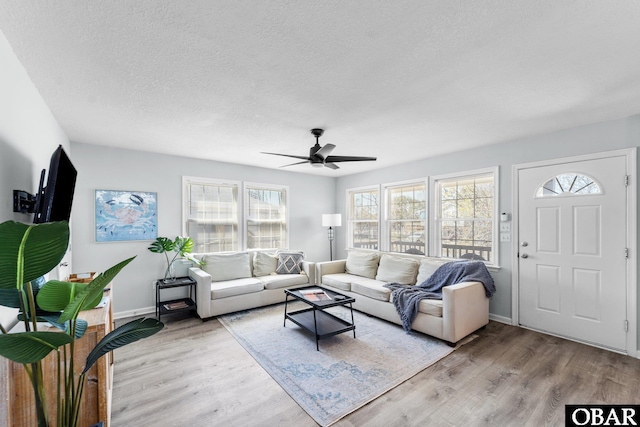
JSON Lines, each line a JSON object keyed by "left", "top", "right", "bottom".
{"left": 349, "top": 188, "right": 379, "bottom": 250}
{"left": 245, "top": 185, "right": 288, "bottom": 249}
{"left": 386, "top": 183, "right": 426, "bottom": 254}
{"left": 184, "top": 179, "right": 239, "bottom": 252}
{"left": 435, "top": 172, "right": 495, "bottom": 262}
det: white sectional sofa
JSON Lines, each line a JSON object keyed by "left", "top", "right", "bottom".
{"left": 188, "top": 250, "right": 315, "bottom": 319}
{"left": 316, "top": 251, "right": 491, "bottom": 345}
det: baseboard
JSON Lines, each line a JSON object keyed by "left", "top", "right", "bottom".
{"left": 489, "top": 313, "right": 512, "bottom": 324}
{"left": 114, "top": 306, "right": 155, "bottom": 320}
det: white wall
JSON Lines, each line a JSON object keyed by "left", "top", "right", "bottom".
{"left": 335, "top": 115, "right": 640, "bottom": 325}
{"left": 69, "top": 142, "right": 335, "bottom": 315}
{"left": 0, "top": 29, "right": 70, "bottom": 224}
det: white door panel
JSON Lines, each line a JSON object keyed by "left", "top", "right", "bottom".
{"left": 518, "top": 156, "right": 627, "bottom": 351}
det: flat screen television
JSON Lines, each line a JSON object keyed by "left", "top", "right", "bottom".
{"left": 33, "top": 145, "right": 77, "bottom": 224}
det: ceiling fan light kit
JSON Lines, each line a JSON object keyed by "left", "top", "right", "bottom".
{"left": 262, "top": 128, "right": 377, "bottom": 169}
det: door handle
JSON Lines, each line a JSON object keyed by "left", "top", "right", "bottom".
{"left": 521, "top": 253, "right": 528, "bottom": 259}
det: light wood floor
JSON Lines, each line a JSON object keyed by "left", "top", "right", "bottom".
{"left": 111, "top": 313, "right": 640, "bottom": 427}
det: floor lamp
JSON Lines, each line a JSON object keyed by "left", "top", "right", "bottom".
{"left": 322, "top": 214, "right": 342, "bottom": 261}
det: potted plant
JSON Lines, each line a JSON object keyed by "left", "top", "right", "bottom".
{"left": 0, "top": 220, "right": 164, "bottom": 427}
{"left": 147, "top": 236, "right": 199, "bottom": 283}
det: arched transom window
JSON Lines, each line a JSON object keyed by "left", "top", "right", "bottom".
{"left": 536, "top": 173, "right": 602, "bottom": 197}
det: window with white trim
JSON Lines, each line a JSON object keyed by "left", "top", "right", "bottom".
{"left": 384, "top": 182, "right": 426, "bottom": 255}
{"left": 184, "top": 178, "right": 240, "bottom": 253}
{"left": 245, "top": 183, "right": 288, "bottom": 250}
{"left": 348, "top": 187, "right": 379, "bottom": 250}
{"left": 433, "top": 169, "right": 497, "bottom": 263}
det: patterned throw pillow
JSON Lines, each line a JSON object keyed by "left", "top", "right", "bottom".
{"left": 276, "top": 251, "right": 304, "bottom": 274}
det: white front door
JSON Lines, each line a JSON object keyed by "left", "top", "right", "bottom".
{"left": 518, "top": 155, "right": 628, "bottom": 351}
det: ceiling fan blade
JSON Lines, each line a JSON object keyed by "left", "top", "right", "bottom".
{"left": 325, "top": 155, "right": 377, "bottom": 163}
{"left": 315, "top": 143, "right": 336, "bottom": 159}
{"left": 324, "top": 162, "right": 340, "bottom": 170}
{"left": 279, "top": 160, "right": 310, "bottom": 168}
{"left": 262, "top": 152, "right": 311, "bottom": 161}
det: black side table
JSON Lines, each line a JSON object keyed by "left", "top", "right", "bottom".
{"left": 155, "top": 276, "right": 197, "bottom": 321}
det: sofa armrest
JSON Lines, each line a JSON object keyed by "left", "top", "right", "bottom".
{"left": 0, "top": 306, "right": 19, "bottom": 333}
{"left": 315, "top": 260, "right": 347, "bottom": 283}
{"left": 301, "top": 261, "right": 316, "bottom": 284}
{"left": 442, "top": 281, "right": 489, "bottom": 343}
{"left": 189, "top": 267, "right": 212, "bottom": 319}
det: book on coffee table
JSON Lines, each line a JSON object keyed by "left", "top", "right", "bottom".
{"left": 300, "top": 288, "right": 332, "bottom": 301}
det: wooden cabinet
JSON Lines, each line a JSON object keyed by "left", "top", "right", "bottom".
{"left": 0, "top": 287, "right": 114, "bottom": 427}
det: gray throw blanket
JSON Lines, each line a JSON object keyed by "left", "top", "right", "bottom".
{"left": 384, "top": 261, "right": 496, "bottom": 332}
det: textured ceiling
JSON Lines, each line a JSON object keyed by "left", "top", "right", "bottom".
{"left": 1, "top": 1, "right": 640, "bottom": 176}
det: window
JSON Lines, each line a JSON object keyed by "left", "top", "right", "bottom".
{"left": 385, "top": 182, "right": 426, "bottom": 255}
{"left": 536, "top": 173, "right": 601, "bottom": 197}
{"left": 433, "top": 168, "right": 497, "bottom": 263}
{"left": 183, "top": 177, "right": 289, "bottom": 253}
{"left": 348, "top": 187, "right": 379, "bottom": 250}
{"left": 184, "top": 178, "right": 240, "bottom": 252}
{"left": 245, "top": 183, "right": 288, "bottom": 250}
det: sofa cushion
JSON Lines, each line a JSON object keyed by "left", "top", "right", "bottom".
{"left": 416, "top": 258, "right": 448, "bottom": 285}
{"left": 253, "top": 252, "right": 278, "bottom": 277}
{"left": 351, "top": 278, "right": 391, "bottom": 302}
{"left": 210, "top": 277, "right": 264, "bottom": 299}
{"left": 202, "top": 252, "right": 252, "bottom": 282}
{"left": 389, "top": 292, "right": 443, "bottom": 317}
{"left": 260, "top": 273, "right": 309, "bottom": 290}
{"left": 375, "top": 254, "right": 419, "bottom": 285}
{"left": 276, "top": 251, "right": 304, "bottom": 274}
{"left": 345, "top": 251, "right": 379, "bottom": 279}
{"left": 321, "top": 273, "right": 357, "bottom": 291}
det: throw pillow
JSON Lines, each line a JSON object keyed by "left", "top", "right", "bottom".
{"left": 415, "top": 258, "right": 448, "bottom": 285}
{"left": 375, "top": 254, "right": 419, "bottom": 285}
{"left": 253, "top": 252, "right": 278, "bottom": 277}
{"left": 202, "top": 252, "right": 252, "bottom": 282}
{"left": 276, "top": 251, "right": 304, "bottom": 274}
{"left": 345, "top": 251, "right": 380, "bottom": 279}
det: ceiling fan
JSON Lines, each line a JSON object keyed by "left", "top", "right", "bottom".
{"left": 262, "top": 128, "right": 377, "bottom": 169}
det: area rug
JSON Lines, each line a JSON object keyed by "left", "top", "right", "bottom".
{"left": 218, "top": 301, "right": 472, "bottom": 426}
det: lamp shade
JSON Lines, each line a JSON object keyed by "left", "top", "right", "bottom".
{"left": 322, "top": 213, "right": 342, "bottom": 227}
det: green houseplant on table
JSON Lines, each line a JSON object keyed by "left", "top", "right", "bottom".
{"left": 0, "top": 220, "right": 164, "bottom": 427}
{"left": 147, "top": 236, "right": 199, "bottom": 283}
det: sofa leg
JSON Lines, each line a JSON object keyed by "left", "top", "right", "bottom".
{"left": 445, "top": 340, "right": 456, "bottom": 347}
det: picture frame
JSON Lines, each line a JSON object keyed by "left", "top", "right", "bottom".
{"left": 95, "top": 189, "right": 158, "bottom": 242}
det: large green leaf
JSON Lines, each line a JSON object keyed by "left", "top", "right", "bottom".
{"left": 0, "top": 221, "right": 69, "bottom": 289}
{"left": 147, "top": 237, "right": 174, "bottom": 254}
{"left": 83, "top": 317, "right": 163, "bottom": 374}
{"left": 175, "top": 236, "right": 194, "bottom": 256}
{"left": 0, "top": 288, "right": 22, "bottom": 308}
{"left": 36, "top": 281, "right": 101, "bottom": 313}
{"left": 0, "top": 331, "right": 73, "bottom": 363}
{"left": 36, "top": 280, "right": 80, "bottom": 312}
{"left": 58, "top": 257, "right": 135, "bottom": 323}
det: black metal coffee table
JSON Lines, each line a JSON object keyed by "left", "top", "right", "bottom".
{"left": 283, "top": 285, "right": 356, "bottom": 351}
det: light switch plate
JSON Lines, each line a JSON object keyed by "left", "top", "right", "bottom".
{"left": 500, "top": 222, "right": 511, "bottom": 232}
{"left": 500, "top": 232, "right": 511, "bottom": 242}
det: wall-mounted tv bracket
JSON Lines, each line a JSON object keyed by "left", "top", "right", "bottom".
{"left": 13, "top": 190, "right": 36, "bottom": 214}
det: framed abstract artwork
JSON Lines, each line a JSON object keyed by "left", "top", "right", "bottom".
{"left": 95, "top": 189, "right": 158, "bottom": 242}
